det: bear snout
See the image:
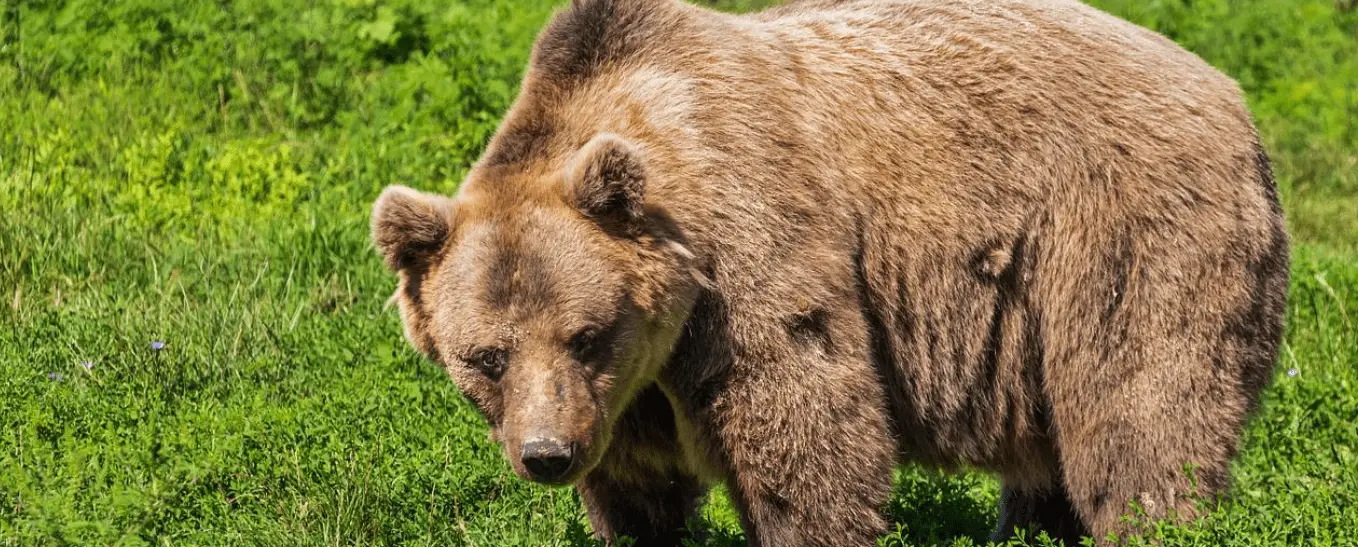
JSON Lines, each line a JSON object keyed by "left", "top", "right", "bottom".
{"left": 519, "top": 438, "right": 577, "bottom": 483}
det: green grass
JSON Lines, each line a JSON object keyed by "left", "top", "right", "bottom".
{"left": 1, "top": 0, "right": 1355, "bottom": 545}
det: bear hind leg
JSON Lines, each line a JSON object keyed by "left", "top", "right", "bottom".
{"left": 1052, "top": 408, "right": 1235, "bottom": 544}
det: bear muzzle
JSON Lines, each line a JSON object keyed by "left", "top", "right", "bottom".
{"left": 519, "top": 437, "right": 577, "bottom": 483}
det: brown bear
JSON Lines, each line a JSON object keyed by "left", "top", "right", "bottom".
{"left": 369, "top": 0, "right": 1290, "bottom": 545}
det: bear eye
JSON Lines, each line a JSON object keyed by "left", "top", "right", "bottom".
{"left": 568, "top": 327, "right": 603, "bottom": 363}
{"left": 466, "top": 348, "right": 507, "bottom": 380}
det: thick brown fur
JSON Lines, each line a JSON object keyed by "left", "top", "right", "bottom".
{"left": 370, "top": 0, "right": 1289, "bottom": 545}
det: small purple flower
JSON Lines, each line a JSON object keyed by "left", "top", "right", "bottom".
{"left": 151, "top": 340, "right": 166, "bottom": 351}
{"left": 1287, "top": 368, "right": 1299, "bottom": 378}
{"left": 81, "top": 360, "right": 94, "bottom": 371}
{"left": 46, "top": 372, "right": 63, "bottom": 381}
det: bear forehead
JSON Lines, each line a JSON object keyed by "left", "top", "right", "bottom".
{"left": 456, "top": 163, "right": 568, "bottom": 209}
{"left": 435, "top": 209, "right": 625, "bottom": 332}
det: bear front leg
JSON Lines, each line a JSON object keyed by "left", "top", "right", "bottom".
{"left": 711, "top": 334, "right": 897, "bottom": 546}
{"left": 577, "top": 467, "right": 704, "bottom": 546}
{"left": 992, "top": 482, "right": 1089, "bottom": 545}
{"left": 576, "top": 385, "right": 706, "bottom": 546}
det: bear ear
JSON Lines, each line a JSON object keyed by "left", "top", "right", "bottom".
{"left": 566, "top": 133, "right": 647, "bottom": 228}
{"left": 371, "top": 185, "right": 454, "bottom": 272}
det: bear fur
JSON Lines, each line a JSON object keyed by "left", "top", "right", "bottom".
{"left": 370, "top": 0, "right": 1290, "bottom": 545}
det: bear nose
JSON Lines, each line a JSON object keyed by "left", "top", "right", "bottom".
{"left": 520, "top": 438, "right": 575, "bottom": 481}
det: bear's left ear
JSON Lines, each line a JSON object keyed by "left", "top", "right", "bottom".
{"left": 565, "top": 133, "right": 647, "bottom": 228}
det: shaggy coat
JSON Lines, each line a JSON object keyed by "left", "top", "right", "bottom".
{"left": 371, "top": 0, "right": 1290, "bottom": 545}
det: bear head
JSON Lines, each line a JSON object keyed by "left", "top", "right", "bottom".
{"left": 371, "top": 133, "right": 706, "bottom": 485}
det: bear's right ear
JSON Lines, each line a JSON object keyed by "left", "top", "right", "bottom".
{"left": 371, "top": 185, "right": 453, "bottom": 273}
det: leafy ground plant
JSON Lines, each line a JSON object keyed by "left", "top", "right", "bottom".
{"left": 1, "top": 0, "right": 1355, "bottom": 545}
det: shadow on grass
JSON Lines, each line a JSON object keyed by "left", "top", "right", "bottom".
{"left": 566, "top": 467, "right": 998, "bottom": 546}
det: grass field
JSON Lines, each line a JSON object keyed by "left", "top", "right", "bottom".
{"left": 2, "top": 0, "right": 1356, "bottom": 545}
